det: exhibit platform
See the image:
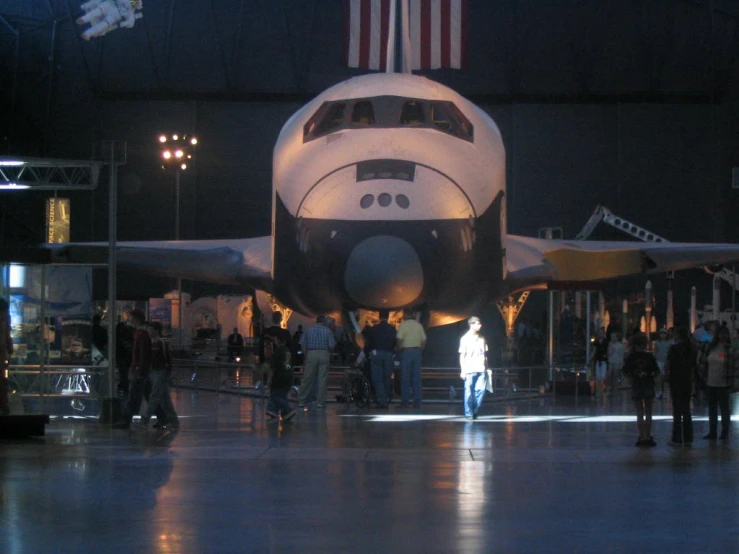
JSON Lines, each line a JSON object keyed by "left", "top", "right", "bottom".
{"left": 2, "top": 389, "right": 739, "bottom": 553}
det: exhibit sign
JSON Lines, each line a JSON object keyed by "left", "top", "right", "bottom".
{"left": 45, "top": 198, "right": 70, "bottom": 244}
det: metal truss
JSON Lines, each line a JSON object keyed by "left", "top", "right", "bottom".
{"left": 0, "top": 156, "right": 103, "bottom": 190}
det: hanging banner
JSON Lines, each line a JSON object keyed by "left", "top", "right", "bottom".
{"left": 46, "top": 198, "right": 71, "bottom": 244}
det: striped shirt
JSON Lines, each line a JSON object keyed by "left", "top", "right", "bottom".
{"left": 300, "top": 323, "right": 336, "bottom": 351}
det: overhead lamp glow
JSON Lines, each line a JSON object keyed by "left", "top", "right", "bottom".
{"left": 175, "top": 150, "right": 184, "bottom": 158}
{"left": 0, "top": 183, "right": 30, "bottom": 189}
{"left": 172, "top": 134, "right": 179, "bottom": 140}
{"left": 190, "top": 137, "right": 198, "bottom": 145}
{"left": 162, "top": 151, "right": 172, "bottom": 160}
{"left": 180, "top": 163, "right": 187, "bottom": 170}
{"left": 159, "top": 135, "right": 167, "bottom": 143}
{"left": 0, "top": 160, "right": 25, "bottom": 167}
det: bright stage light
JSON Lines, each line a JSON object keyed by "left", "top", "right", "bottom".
{"left": 172, "top": 134, "right": 179, "bottom": 140}
{"left": 0, "top": 183, "right": 30, "bottom": 189}
{"left": 175, "top": 150, "right": 184, "bottom": 158}
{"left": 190, "top": 137, "right": 198, "bottom": 145}
{"left": 162, "top": 151, "right": 172, "bottom": 160}
{"left": 180, "top": 163, "right": 187, "bottom": 170}
{"left": 0, "top": 160, "right": 25, "bottom": 167}
{"left": 159, "top": 135, "right": 167, "bottom": 143}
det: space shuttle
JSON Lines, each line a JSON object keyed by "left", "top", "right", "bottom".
{"left": 51, "top": 70, "right": 739, "bottom": 329}
{"left": 52, "top": 0, "right": 739, "bottom": 329}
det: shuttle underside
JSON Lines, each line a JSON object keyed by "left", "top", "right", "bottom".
{"left": 271, "top": 191, "right": 506, "bottom": 320}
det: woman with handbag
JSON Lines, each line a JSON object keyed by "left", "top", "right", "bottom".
{"left": 699, "top": 325, "right": 736, "bottom": 441}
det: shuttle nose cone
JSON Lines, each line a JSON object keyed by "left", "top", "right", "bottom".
{"left": 344, "top": 235, "right": 423, "bottom": 308}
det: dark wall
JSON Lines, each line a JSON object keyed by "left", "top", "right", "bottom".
{"left": 4, "top": 99, "right": 732, "bottom": 245}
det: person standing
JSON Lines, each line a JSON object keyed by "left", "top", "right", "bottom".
{"left": 91, "top": 314, "right": 108, "bottom": 359}
{"left": 258, "top": 311, "right": 292, "bottom": 387}
{"left": 396, "top": 309, "right": 426, "bottom": 408}
{"left": 607, "top": 332, "right": 625, "bottom": 390}
{"left": 665, "top": 326, "right": 697, "bottom": 446}
{"left": 653, "top": 328, "right": 671, "bottom": 399}
{"left": 266, "top": 334, "right": 296, "bottom": 422}
{"left": 0, "top": 298, "right": 13, "bottom": 416}
{"left": 363, "top": 310, "right": 396, "bottom": 408}
{"left": 114, "top": 309, "right": 151, "bottom": 429}
{"left": 146, "top": 322, "right": 179, "bottom": 430}
{"left": 115, "top": 319, "right": 134, "bottom": 396}
{"left": 459, "top": 316, "right": 488, "bottom": 420}
{"left": 226, "top": 327, "right": 244, "bottom": 361}
{"left": 699, "top": 325, "right": 736, "bottom": 441}
{"left": 298, "top": 315, "right": 335, "bottom": 409}
{"left": 623, "top": 333, "right": 661, "bottom": 447}
{"left": 589, "top": 328, "right": 609, "bottom": 396}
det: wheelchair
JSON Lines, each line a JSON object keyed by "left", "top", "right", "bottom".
{"left": 342, "top": 368, "right": 373, "bottom": 408}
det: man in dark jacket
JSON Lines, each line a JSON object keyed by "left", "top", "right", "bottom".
{"left": 113, "top": 309, "right": 151, "bottom": 429}
{"left": 666, "top": 326, "right": 697, "bottom": 446}
{"left": 363, "top": 310, "right": 396, "bottom": 408}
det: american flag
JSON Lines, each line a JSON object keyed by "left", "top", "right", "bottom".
{"left": 345, "top": 0, "right": 393, "bottom": 71}
{"left": 407, "top": 0, "right": 468, "bottom": 70}
{"left": 345, "top": 0, "right": 468, "bottom": 71}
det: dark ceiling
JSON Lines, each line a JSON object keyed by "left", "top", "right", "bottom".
{"left": 3, "top": 0, "right": 739, "bottom": 156}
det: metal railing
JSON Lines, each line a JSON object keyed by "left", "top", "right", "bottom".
{"left": 170, "top": 359, "right": 553, "bottom": 402}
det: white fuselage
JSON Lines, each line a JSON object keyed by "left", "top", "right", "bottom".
{"left": 269, "top": 73, "right": 508, "bottom": 323}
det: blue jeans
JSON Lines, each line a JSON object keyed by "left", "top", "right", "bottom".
{"left": 400, "top": 348, "right": 422, "bottom": 405}
{"left": 267, "top": 387, "right": 294, "bottom": 416}
{"left": 371, "top": 351, "right": 394, "bottom": 405}
{"left": 121, "top": 375, "right": 147, "bottom": 424}
{"left": 147, "top": 370, "right": 179, "bottom": 425}
{"left": 464, "top": 372, "right": 487, "bottom": 417}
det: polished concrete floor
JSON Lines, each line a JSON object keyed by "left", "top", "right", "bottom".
{"left": 2, "top": 389, "right": 739, "bottom": 554}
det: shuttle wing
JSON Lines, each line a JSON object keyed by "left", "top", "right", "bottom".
{"left": 49, "top": 237, "right": 274, "bottom": 291}
{"left": 504, "top": 235, "right": 739, "bottom": 292}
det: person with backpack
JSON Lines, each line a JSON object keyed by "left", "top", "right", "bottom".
{"left": 258, "top": 311, "right": 293, "bottom": 388}
{"left": 266, "top": 334, "right": 296, "bottom": 422}
{"left": 146, "top": 322, "right": 179, "bottom": 430}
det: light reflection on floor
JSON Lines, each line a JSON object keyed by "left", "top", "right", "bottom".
{"left": 342, "top": 413, "right": 728, "bottom": 423}
{"left": 5, "top": 388, "right": 739, "bottom": 554}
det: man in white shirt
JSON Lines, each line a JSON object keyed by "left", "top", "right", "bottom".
{"left": 459, "top": 316, "right": 488, "bottom": 419}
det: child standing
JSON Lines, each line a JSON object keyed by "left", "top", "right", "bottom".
{"left": 266, "top": 335, "right": 296, "bottom": 422}
{"left": 623, "top": 333, "right": 661, "bottom": 446}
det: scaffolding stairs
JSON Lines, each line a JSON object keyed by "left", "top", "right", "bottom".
{"left": 575, "top": 204, "right": 738, "bottom": 288}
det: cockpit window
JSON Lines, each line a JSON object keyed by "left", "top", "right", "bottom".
{"left": 303, "top": 103, "right": 327, "bottom": 140}
{"left": 351, "top": 101, "right": 375, "bottom": 125}
{"left": 315, "top": 103, "right": 346, "bottom": 135}
{"left": 399, "top": 101, "right": 425, "bottom": 125}
{"left": 430, "top": 103, "right": 453, "bottom": 132}
{"left": 302, "top": 96, "right": 473, "bottom": 143}
{"left": 449, "top": 103, "right": 474, "bottom": 140}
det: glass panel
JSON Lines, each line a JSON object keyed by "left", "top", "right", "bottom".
{"left": 315, "top": 103, "right": 346, "bottom": 135}
{"left": 351, "top": 101, "right": 375, "bottom": 125}
{"left": 431, "top": 103, "right": 454, "bottom": 133}
{"left": 399, "top": 101, "right": 425, "bottom": 125}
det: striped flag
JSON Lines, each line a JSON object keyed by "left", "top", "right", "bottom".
{"left": 407, "top": 0, "right": 468, "bottom": 70}
{"left": 345, "top": 0, "right": 393, "bottom": 71}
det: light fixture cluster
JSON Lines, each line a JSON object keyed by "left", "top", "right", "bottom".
{"left": 158, "top": 133, "right": 198, "bottom": 170}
